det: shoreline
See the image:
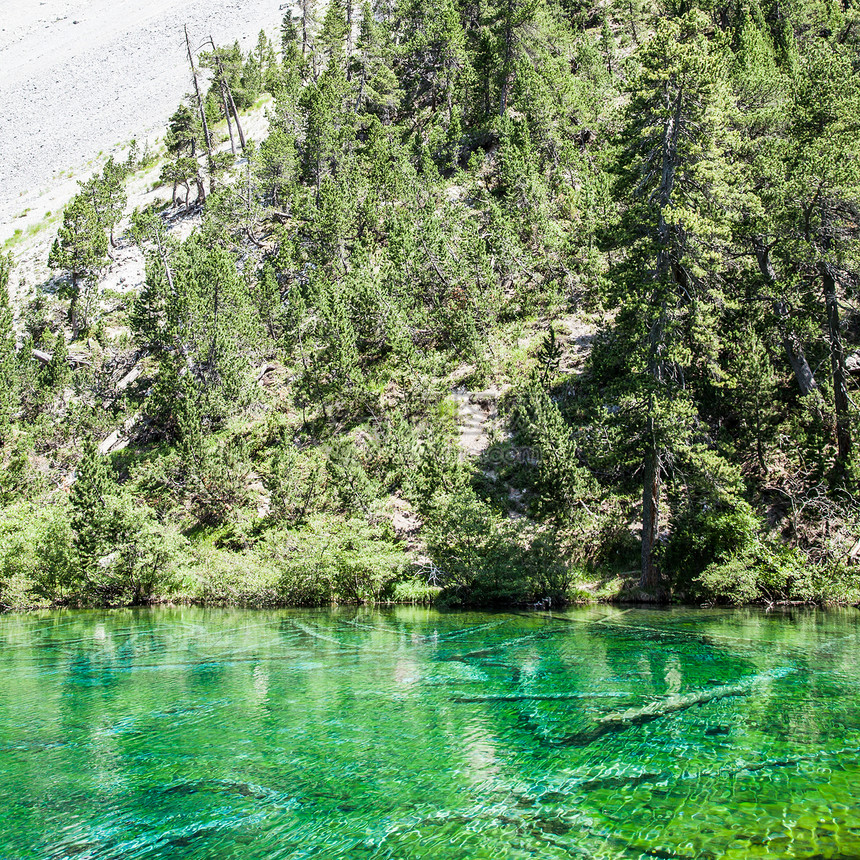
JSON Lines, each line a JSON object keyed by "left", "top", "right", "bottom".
{"left": 3, "top": 594, "right": 858, "bottom": 615}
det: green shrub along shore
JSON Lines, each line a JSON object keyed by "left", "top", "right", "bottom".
{"left": 3, "top": 0, "right": 860, "bottom": 612}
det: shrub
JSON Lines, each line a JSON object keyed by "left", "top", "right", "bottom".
{"left": 696, "top": 543, "right": 806, "bottom": 605}
{"left": 667, "top": 498, "right": 810, "bottom": 604}
{"left": 425, "top": 490, "right": 577, "bottom": 607}
{"left": 264, "top": 516, "right": 409, "bottom": 605}
{"left": 185, "top": 546, "right": 281, "bottom": 606}
{"left": 665, "top": 499, "right": 762, "bottom": 588}
{"left": 84, "top": 493, "right": 188, "bottom": 605}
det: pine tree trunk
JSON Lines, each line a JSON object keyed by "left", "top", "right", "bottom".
{"left": 753, "top": 237, "right": 817, "bottom": 395}
{"left": 637, "top": 87, "right": 681, "bottom": 596}
{"left": 628, "top": 0, "right": 639, "bottom": 44}
{"left": 821, "top": 261, "right": 851, "bottom": 463}
{"left": 345, "top": 0, "right": 354, "bottom": 78}
{"left": 194, "top": 174, "right": 206, "bottom": 205}
{"left": 498, "top": 0, "right": 515, "bottom": 118}
{"left": 223, "top": 75, "right": 246, "bottom": 151}
{"left": 302, "top": 0, "right": 310, "bottom": 57}
{"left": 641, "top": 416, "right": 661, "bottom": 593}
{"left": 220, "top": 78, "right": 236, "bottom": 155}
{"left": 641, "top": 304, "right": 665, "bottom": 595}
{"left": 185, "top": 25, "right": 213, "bottom": 191}
{"left": 69, "top": 272, "right": 80, "bottom": 339}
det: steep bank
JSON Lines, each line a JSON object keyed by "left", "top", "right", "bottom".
{"left": 0, "top": 0, "right": 286, "bottom": 233}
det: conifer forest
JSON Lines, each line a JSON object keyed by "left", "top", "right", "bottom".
{"left": 3, "top": 0, "right": 860, "bottom": 611}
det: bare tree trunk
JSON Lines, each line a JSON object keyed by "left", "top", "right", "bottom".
{"left": 208, "top": 37, "right": 245, "bottom": 153}
{"left": 641, "top": 411, "right": 661, "bottom": 592}
{"left": 226, "top": 82, "right": 246, "bottom": 151}
{"left": 753, "top": 237, "right": 817, "bottom": 395}
{"left": 185, "top": 25, "right": 213, "bottom": 190}
{"left": 821, "top": 261, "right": 852, "bottom": 463}
{"left": 346, "top": 0, "right": 354, "bottom": 79}
{"left": 498, "top": 8, "right": 513, "bottom": 118}
{"left": 220, "top": 78, "right": 236, "bottom": 155}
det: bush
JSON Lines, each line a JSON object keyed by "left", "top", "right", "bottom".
{"left": 425, "top": 490, "right": 577, "bottom": 607}
{"left": 665, "top": 500, "right": 762, "bottom": 586}
{"left": 12, "top": 493, "right": 189, "bottom": 608}
{"left": 664, "top": 495, "right": 813, "bottom": 604}
{"left": 185, "top": 546, "right": 281, "bottom": 606}
{"left": 83, "top": 494, "right": 188, "bottom": 605}
{"left": 0, "top": 501, "right": 74, "bottom": 609}
{"left": 696, "top": 543, "right": 806, "bottom": 605}
{"left": 264, "top": 516, "right": 409, "bottom": 605}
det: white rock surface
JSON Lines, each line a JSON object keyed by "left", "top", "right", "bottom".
{"left": 0, "top": 0, "right": 287, "bottom": 227}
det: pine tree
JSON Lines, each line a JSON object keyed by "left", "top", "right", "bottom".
{"left": 0, "top": 255, "right": 18, "bottom": 445}
{"left": 301, "top": 65, "right": 355, "bottom": 197}
{"left": 81, "top": 156, "right": 128, "bottom": 248}
{"left": 298, "top": 0, "right": 319, "bottom": 62}
{"left": 354, "top": 2, "right": 400, "bottom": 118}
{"left": 490, "top": 0, "right": 538, "bottom": 117}
{"left": 599, "top": 11, "right": 736, "bottom": 592}
{"left": 785, "top": 43, "right": 860, "bottom": 465}
{"left": 131, "top": 231, "right": 254, "bottom": 433}
{"left": 48, "top": 194, "right": 109, "bottom": 337}
{"left": 319, "top": 0, "right": 350, "bottom": 69}
{"left": 728, "top": 8, "right": 818, "bottom": 397}
{"left": 69, "top": 438, "right": 111, "bottom": 568}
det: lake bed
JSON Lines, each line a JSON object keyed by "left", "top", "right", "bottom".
{"left": 1, "top": 605, "right": 858, "bottom": 858}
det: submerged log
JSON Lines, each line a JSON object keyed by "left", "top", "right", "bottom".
{"left": 554, "top": 667, "right": 794, "bottom": 747}
{"left": 452, "top": 692, "right": 628, "bottom": 703}
{"left": 597, "top": 682, "right": 748, "bottom": 728}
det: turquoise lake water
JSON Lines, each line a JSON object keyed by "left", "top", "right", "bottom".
{"left": 1, "top": 605, "right": 859, "bottom": 858}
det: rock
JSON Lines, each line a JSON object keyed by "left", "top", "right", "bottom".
{"left": 98, "top": 429, "right": 122, "bottom": 455}
{"left": 116, "top": 363, "right": 143, "bottom": 391}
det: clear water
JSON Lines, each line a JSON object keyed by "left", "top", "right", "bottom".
{"left": 1, "top": 605, "right": 859, "bottom": 859}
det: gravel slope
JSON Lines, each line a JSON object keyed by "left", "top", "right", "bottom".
{"left": 0, "top": 0, "right": 286, "bottom": 225}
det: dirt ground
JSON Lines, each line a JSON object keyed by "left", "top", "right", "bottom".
{"left": 0, "top": 0, "right": 286, "bottom": 234}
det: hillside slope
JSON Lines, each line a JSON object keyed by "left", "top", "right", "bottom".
{"left": 2, "top": 0, "right": 860, "bottom": 611}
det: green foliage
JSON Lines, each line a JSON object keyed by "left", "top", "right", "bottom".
{"left": 0, "top": 255, "right": 18, "bottom": 445}
{"left": 48, "top": 194, "right": 109, "bottom": 335}
{"left": 80, "top": 156, "right": 128, "bottom": 245}
{"left": 6, "top": 0, "right": 860, "bottom": 613}
{"left": 266, "top": 440, "right": 326, "bottom": 525}
{"left": 664, "top": 494, "right": 814, "bottom": 605}
{"left": 86, "top": 492, "right": 187, "bottom": 605}
{"left": 514, "top": 377, "right": 596, "bottom": 521}
{"left": 536, "top": 325, "right": 562, "bottom": 385}
{"left": 69, "top": 438, "right": 111, "bottom": 567}
{"left": 426, "top": 489, "right": 577, "bottom": 606}
{"left": 0, "top": 502, "right": 63, "bottom": 609}
{"left": 0, "top": 487, "right": 187, "bottom": 609}
{"left": 264, "top": 516, "right": 409, "bottom": 604}
{"left": 697, "top": 547, "right": 807, "bottom": 605}
{"left": 131, "top": 230, "right": 256, "bottom": 433}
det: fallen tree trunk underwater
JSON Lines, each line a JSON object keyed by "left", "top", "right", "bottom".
{"left": 554, "top": 666, "right": 795, "bottom": 746}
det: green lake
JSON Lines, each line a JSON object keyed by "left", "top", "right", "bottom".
{"left": 1, "top": 605, "right": 859, "bottom": 858}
